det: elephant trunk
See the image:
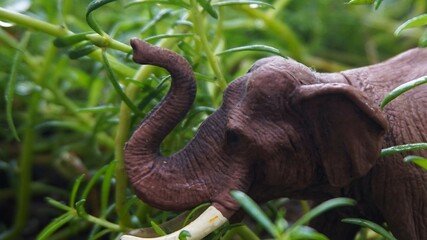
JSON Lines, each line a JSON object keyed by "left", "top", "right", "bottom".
{"left": 125, "top": 39, "right": 211, "bottom": 211}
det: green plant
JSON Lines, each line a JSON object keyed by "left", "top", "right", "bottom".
{"left": 1, "top": 0, "right": 426, "bottom": 239}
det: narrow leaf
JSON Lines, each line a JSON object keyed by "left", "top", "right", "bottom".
{"left": 150, "top": 220, "right": 167, "bottom": 236}
{"left": 404, "top": 155, "right": 427, "bottom": 170}
{"left": 125, "top": 0, "right": 190, "bottom": 9}
{"left": 346, "top": 0, "right": 375, "bottom": 5}
{"left": 291, "top": 198, "right": 356, "bottom": 228}
{"left": 36, "top": 212, "right": 74, "bottom": 240}
{"left": 231, "top": 190, "right": 279, "bottom": 237}
{"left": 381, "top": 143, "right": 427, "bottom": 157}
{"left": 86, "top": 0, "right": 117, "bottom": 35}
{"left": 418, "top": 30, "right": 427, "bottom": 47}
{"left": 101, "top": 161, "right": 116, "bottom": 214}
{"left": 53, "top": 32, "right": 91, "bottom": 48}
{"left": 380, "top": 76, "right": 427, "bottom": 109}
{"left": 213, "top": 0, "right": 274, "bottom": 9}
{"left": 144, "top": 33, "right": 193, "bottom": 42}
{"left": 75, "top": 199, "right": 89, "bottom": 218}
{"left": 70, "top": 174, "right": 85, "bottom": 207}
{"left": 342, "top": 218, "right": 396, "bottom": 240}
{"left": 216, "top": 45, "right": 284, "bottom": 57}
{"left": 45, "top": 197, "right": 74, "bottom": 212}
{"left": 395, "top": 14, "right": 427, "bottom": 36}
{"left": 68, "top": 45, "right": 97, "bottom": 59}
{"left": 77, "top": 105, "right": 118, "bottom": 113}
{"left": 182, "top": 203, "right": 210, "bottom": 226}
{"left": 6, "top": 31, "right": 31, "bottom": 141}
{"left": 374, "top": 0, "right": 384, "bottom": 10}
{"left": 81, "top": 164, "right": 110, "bottom": 200}
{"left": 101, "top": 50, "right": 142, "bottom": 117}
{"left": 197, "top": 0, "right": 218, "bottom": 19}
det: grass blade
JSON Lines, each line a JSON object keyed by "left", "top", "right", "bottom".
{"left": 216, "top": 45, "right": 284, "bottom": 57}
{"left": 150, "top": 220, "right": 167, "bottom": 236}
{"left": 70, "top": 174, "right": 85, "bottom": 207}
{"left": 101, "top": 50, "right": 142, "bottom": 117}
{"left": 342, "top": 218, "right": 396, "bottom": 240}
{"left": 381, "top": 143, "right": 427, "bottom": 157}
{"left": 213, "top": 0, "right": 274, "bottom": 9}
{"left": 346, "top": 0, "right": 375, "bottom": 5}
{"left": 404, "top": 155, "right": 427, "bottom": 170}
{"left": 231, "top": 190, "right": 279, "bottom": 238}
{"left": 86, "top": 0, "right": 117, "bottom": 35}
{"left": 36, "top": 212, "right": 74, "bottom": 240}
{"left": 395, "top": 14, "right": 427, "bottom": 36}
{"left": 291, "top": 198, "right": 356, "bottom": 228}
{"left": 380, "top": 76, "right": 427, "bottom": 109}
{"left": 6, "top": 31, "right": 31, "bottom": 141}
{"left": 197, "top": 0, "right": 218, "bottom": 19}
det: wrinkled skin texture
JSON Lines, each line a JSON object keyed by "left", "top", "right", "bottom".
{"left": 125, "top": 39, "right": 427, "bottom": 240}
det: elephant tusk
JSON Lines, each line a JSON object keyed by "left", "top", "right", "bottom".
{"left": 121, "top": 206, "right": 227, "bottom": 240}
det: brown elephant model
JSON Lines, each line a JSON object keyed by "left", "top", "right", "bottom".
{"left": 124, "top": 38, "right": 427, "bottom": 240}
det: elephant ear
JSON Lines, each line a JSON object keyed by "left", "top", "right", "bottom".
{"left": 293, "top": 83, "right": 387, "bottom": 187}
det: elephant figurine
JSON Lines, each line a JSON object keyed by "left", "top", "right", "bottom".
{"left": 123, "top": 38, "right": 427, "bottom": 240}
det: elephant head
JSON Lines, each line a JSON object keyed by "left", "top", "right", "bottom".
{"left": 123, "top": 39, "right": 387, "bottom": 239}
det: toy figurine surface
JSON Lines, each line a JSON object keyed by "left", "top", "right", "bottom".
{"left": 123, "top": 38, "right": 427, "bottom": 240}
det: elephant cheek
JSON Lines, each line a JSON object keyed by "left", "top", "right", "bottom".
{"left": 211, "top": 157, "right": 254, "bottom": 216}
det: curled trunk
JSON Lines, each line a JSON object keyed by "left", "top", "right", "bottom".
{"left": 125, "top": 39, "right": 210, "bottom": 210}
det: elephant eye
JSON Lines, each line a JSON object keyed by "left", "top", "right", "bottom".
{"left": 226, "top": 129, "right": 240, "bottom": 145}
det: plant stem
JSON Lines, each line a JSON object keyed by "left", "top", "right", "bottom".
{"left": 0, "top": 7, "right": 69, "bottom": 36}
{"left": 222, "top": 225, "right": 260, "bottom": 240}
{"left": 190, "top": 0, "right": 227, "bottom": 90}
{"left": 113, "top": 24, "right": 191, "bottom": 227}
{"left": 0, "top": 8, "right": 135, "bottom": 77}
{"left": 3, "top": 42, "right": 57, "bottom": 240}
{"left": 236, "top": 5, "right": 303, "bottom": 60}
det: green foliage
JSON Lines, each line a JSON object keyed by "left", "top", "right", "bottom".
{"left": 0, "top": 0, "right": 426, "bottom": 239}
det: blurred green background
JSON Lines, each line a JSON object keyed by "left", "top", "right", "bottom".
{"left": 0, "top": 0, "right": 425, "bottom": 239}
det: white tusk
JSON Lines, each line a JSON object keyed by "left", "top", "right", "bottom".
{"left": 121, "top": 206, "right": 227, "bottom": 240}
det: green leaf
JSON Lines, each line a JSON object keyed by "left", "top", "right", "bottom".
{"left": 231, "top": 190, "right": 279, "bottom": 238}
{"left": 6, "top": 31, "right": 31, "bottom": 141}
{"left": 101, "top": 161, "right": 116, "bottom": 214}
{"left": 395, "top": 14, "right": 427, "bottom": 36}
{"left": 101, "top": 50, "right": 142, "bottom": 117}
{"left": 404, "top": 155, "right": 427, "bottom": 170}
{"left": 213, "top": 0, "right": 274, "bottom": 9}
{"left": 182, "top": 203, "right": 210, "bottom": 226}
{"left": 380, "top": 76, "right": 427, "bottom": 109}
{"left": 77, "top": 105, "right": 118, "bottom": 113}
{"left": 45, "top": 197, "right": 74, "bottom": 212}
{"left": 381, "top": 143, "right": 427, "bottom": 157}
{"left": 346, "top": 0, "right": 375, "bottom": 5}
{"left": 68, "top": 45, "right": 97, "bottom": 59}
{"left": 125, "top": 0, "right": 190, "bottom": 9}
{"left": 418, "top": 30, "right": 427, "bottom": 47}
{"left": 291, "top": 198, "right": 356, "bottom": 228}
{"left": 216, "top": 45, "right": 285, "bottom": 57}
{"left": 144, "top": 33, "right": 194, "bottom": 42}
{"left": 374, "top": 0, "right": 384, "bottom": 9}
{"left": 53, "top": 32, "right": 91, "bottom": 48}
{"left": 86, "top": 0, "right": 117, "bottom": 35}
{"left": 289, "top": 226, "right": 328, "bottom": 240}
{"left": 150, "top": 220, "right": 167, "bottom": 236}
{"left": 342, "top": 218, "right": 396, "bottom": 240}
{"left": 70, "top": 174, "right": 85, "bottom": 207}
{"left": 36, "top": 212, "right": 74, "bottom": 240}
{"left": 178, "top": 230, "right": 191, "bottom": 240}
{"left": 75, "top": 199, "right": 89, "bottom": 218}
{"left": 197, "top": 0, "right": 218, "bottom": 19}
{"left": 81, "top": 164, "right": 110, "bottom": 200}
